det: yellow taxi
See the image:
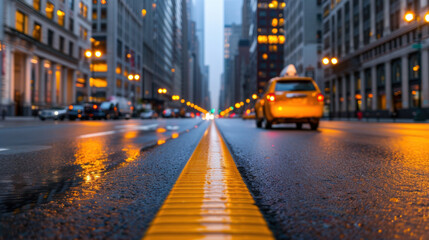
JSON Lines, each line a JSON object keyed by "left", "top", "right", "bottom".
{"left": 255, "top": 65, "right": 324, "bottom": 130}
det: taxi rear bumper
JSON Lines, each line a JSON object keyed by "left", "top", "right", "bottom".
{"left": 267, "top": 104, "right": 323, "bottom": 120}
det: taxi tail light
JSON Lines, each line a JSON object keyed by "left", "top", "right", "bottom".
{"left": 266, "top": 93, "right": 276, "bottom": 102}
{"left": 68, "top": 105, "right": 73, "bottom": 110}
{"left": 317, "top": 94, "right": 324, "bottom": 102}
{"left": 93, "top": 105, "right": 98, "bottom": 109}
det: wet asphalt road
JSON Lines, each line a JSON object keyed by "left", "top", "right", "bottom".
{"left": 0, "top": 118, "right": 208, "bottom": 239}
{"left": 1, "top": 118, "right": 429, "bottom": 239}
{"left": 216, "top": 119, "right": 429, "bottom": 240}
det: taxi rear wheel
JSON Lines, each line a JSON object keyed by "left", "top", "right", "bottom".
{"left": 262, "top": 117, "right": 272, "bottom": 129}
{"left": 309, "top": 119, "right": 319, "bottom": 130}
{"left": 256, "top": 118, "right": 262, "bottom": 128}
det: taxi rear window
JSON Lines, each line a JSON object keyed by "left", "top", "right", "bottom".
{"left": 275, "top": 80, "right": 316, "bottom": 91}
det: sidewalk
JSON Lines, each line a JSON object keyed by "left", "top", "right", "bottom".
{"left": 0, "top": 116, "right": 39, "bottom": 121}
{"left": 322, "top": 117, "right": 429, "bottom": 123}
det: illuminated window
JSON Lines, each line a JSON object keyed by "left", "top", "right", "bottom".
{"left": 262, "top": 53, "right": 268, "bottom": 60}
{"left": 279, "top": 18, "right": 285, "bottom": 26}
{"left": 92, "top": 9, "right": 97, "bottom": 19}
{"left": 269, "top": 45, "right": 278, "bottom": 52}
{"left": 32, "top": 22, "right": 42, "bottom": 41}
{"left": 15, "top": 11, "right": 27, "bottom": 33}
{"left": 91, "top": 62, "right": 108, "bottom": 72}
{"left": 116, "top": 64, "right": 122, "bottom": 74}
{"left": 272, "top": 28, "right": 278, "bottom": 34}
{"left": 279, "top": 35, "right": 285, "bottom": 44}
{"left": 90, "top": 77, "right": 107, "bottom": 88}
{"left": 57, "top": 10, "right": 65, "bottom": 26}
{"left": 46, "top": 2, "right": 54, "bottom": 19}
{"left": 271, "top": 18, "right": 278, "bottom": 27}
{"left": 116, "top": 79, "right": 122, "bottom": 88}
{"left": 79, "top": 1, "right": 88, "bottom": 18}
{"left": 268, "top": 35, "right": 279, "bottom": 44}
{"left": 33, "top": 0, "right": 41, "bottom": 11}
{"left": 257, "top": 35, "right": 268, "bottom": 44}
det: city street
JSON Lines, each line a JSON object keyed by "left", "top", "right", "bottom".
{"left": 0, "top": 119, "right": 428, "bottom": 239}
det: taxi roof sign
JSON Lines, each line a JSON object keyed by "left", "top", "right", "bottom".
{"left": 280, "top": 64, "right": 298, "bottom": 77}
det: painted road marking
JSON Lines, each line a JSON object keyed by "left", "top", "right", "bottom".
{"left": 80, "top": 124, "right": 159, "bottom": 138}
{"left": 0, "top": 148, "right": 9, "bottom": 152}
{"left": 78, "top": 131, "right": 116, "bottom": 139}
{"left": 143, "top": 121, "right": 274, "bottom": 239}
{"left": 166, "top": 125, "right": 179, "bottom": 131}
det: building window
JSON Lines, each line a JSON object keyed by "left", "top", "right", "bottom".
{"left": 32, "top": 22, "right": 42, "bottom": 41}
{"left": 69, "top": 18, "right": 74, "bottom": 31}
{"left": 69, "top": 41, "right": 74, "bottom": 57}
{"left": 59, "top": 36, "right": 65, "bottom": 52}
{"left": 117, "top": 39, "right": 122, "bottom": 58}
{"left": 116, "top": 63, "right": 122, "bottom": 74}
{"left": 92, "top": 9, "right": 97, "bottom": 19}
{"left": 91, "top": 61, "right": 108, "bottom": 72}
{"left": 101, "top": 8, "right": 107, "bottom": 19}
{"left": 79, "top": 1, "right": 88, "bottom": 18}
{"left": 57, "top": 10, "right": 65, "bottom": 26}
{"left": 33, "top": 0, "right": 41, "bottom": 11}
{"left": 46, "top": 2, "right": 55, "bottom": 19}
{"left": 15, "top": 11, "right": 27, "bottom": 33}
{"left": 48, "top": 29, "right": 54, "bottom": 47}
{"left": 391, "top": 59, "right": 401, "bottom": 84}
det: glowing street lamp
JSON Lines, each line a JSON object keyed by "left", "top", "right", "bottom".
{"left": 404, "top": 11, "right": 415, "bottom": 22}
{"left": 252, "top": 94, "right": 258, "bottom": 100}
{"left": 322, "top": 57, "right": 338, "bottom": 66}
{"left": 331, "top": 57, "right": 338, "bottom": 65}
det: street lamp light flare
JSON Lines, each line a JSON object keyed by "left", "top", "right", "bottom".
{"left": 331, "top": 57, "right": 338, "bottom": 65}
{"left": 134, "top": 74, "right": 140, "bottom": 80}
{"left": 128, "top": 74, "right": 134, "bottom": 80}
{"left": 404, "top": 12, "right": 415, "bottom": 22}
{"left": 425, "top": 12, "right": 429, "bottom": 23}
{"left": 95, "top": 51, "right": 102, "bottom": 58}
{"left": 85, "top": 50, "right": 92, "bottom": 58}
{"left": 162, "top": 88, "right": 167, "bottom": 94}
{"left": 158, "top": 88, "right": 163, "bottom": 94}
{"left": 322, "top": 57, "right": 330, "bottom": 65}
{"left": 252, "top": 94, "right": 258, "bottom": 99}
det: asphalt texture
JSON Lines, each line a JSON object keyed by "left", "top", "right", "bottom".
{"left": 216, "top": 119, "right": 429, "bottom": 240}
{"left": 0, "top": 118, "right": 209, "bottom": 239}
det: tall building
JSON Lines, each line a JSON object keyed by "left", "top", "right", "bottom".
{"left": 224, "top": 0, "right": 243, "bottom": 25}
{"left": 0, "top": 0, "right": 92, "bottom": 116}
{"left": 222, "top": 24, "right": 241, "bottom": 109}
{"left": 249, "top": 0, "right": 286, "bottom": 93}
{"left": 284, "top": 0, "right": 323, "bottom": 85}
{"left": 91, "top": 0, "right": 143, "bottom": 103}
{"left": 323, "top": 0, "right": 429, "bottom": 119}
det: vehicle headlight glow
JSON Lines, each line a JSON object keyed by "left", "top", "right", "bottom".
{"left": 54, "top": 111, "right": 59, "bottom": 115}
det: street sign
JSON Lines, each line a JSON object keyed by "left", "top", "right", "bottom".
{"left": 412, "top": 43, "right": 422, "bottom": 49}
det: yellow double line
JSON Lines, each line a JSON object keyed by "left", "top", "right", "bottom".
{"left": 143, "top": 121, "right": 274, "bottom": 239}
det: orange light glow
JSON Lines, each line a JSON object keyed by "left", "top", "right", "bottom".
{"left": 141, "top": 9, "right": 147, "bottom": 17}
{"left": 69, "top": 105, "right": 73, "bottom": 110}
{"left": 262, "top": 53, "right": 268, "bottom": 60}
{"left": 322, "top": 57, "right": 330, "bottom": 65}
{"left": 85, "top": 50, "right": 92, "bottom": 58}
{"left": 95, "top": 51, "right": 102, "bottom": 58}
{"left": 331, "top": 57, "right": 338, "bottom": 65}
{"left": 252, "top": 94, "right": 258, "bottom": 100}
{"left": 157, "top": 139, "right": 166, "bottom": 145}
{"left": 172, "top": 133, "right": 179, "bottom": 139}
{"left": 156, "top": 128, "right": 167, "bottom": 133}
{"left": 404, "top": 12, "right": 415, "bottom": 22}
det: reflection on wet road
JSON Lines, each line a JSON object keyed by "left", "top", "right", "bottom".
{"left": 216, "top": 120, "right": 429, "bottom": 240}
{"left": 0, "top": 119, "right": 203, "bottom": 214}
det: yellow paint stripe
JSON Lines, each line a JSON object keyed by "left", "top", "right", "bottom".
{"left": 143, "top": 122, "right": 274, "bottom": 240}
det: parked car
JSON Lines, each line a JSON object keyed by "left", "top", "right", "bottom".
{"left": 67, "top": 104, "right": 85, "bottom": 120}
{"left": 100, "top": 96, "right": 132, "bottom": 120}
{"left": 39, "top": 107, "right": 67, "bottom": 121}
{"left": 83, "top": 102, "right": 106, "bottom": 120}
{"left": 162, "top": 108, "right": 174, "bottom": 118}
{"left": 140, "top": 110, "right": 158, "bottom": 119}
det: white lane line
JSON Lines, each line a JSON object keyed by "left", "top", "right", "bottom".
{"left": 115, "top": 124, "right": 159, "bottom": 131}
{"left": 79, "top": 131, "right": 116, "bottom": 139}
{"left": 79, "top": 124, "right": 159, "bottom": 139}
{"left": 166, "top": 125, "right": 179, "bottom": 131}
{"left": 0, "top": 148, "right": 9, "bottom": 152}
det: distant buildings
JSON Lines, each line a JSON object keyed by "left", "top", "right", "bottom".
{"left": 284, "top": 0, "right": 323, "bottom": 85}
{"left": 0, "top": 0, "right": 209, "bottom": 116}
{"left": 322, "top": 0, "right": 429, "bottom": 119}
{"left": 0, "top": 0, "right": 92, "bottom": 116}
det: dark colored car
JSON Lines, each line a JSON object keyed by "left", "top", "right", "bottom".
{"left": 67, "top": 104, "right": 84, "bottom": 120}
{"left": 83, "top": 102, "right": 105, "bottom": 120}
